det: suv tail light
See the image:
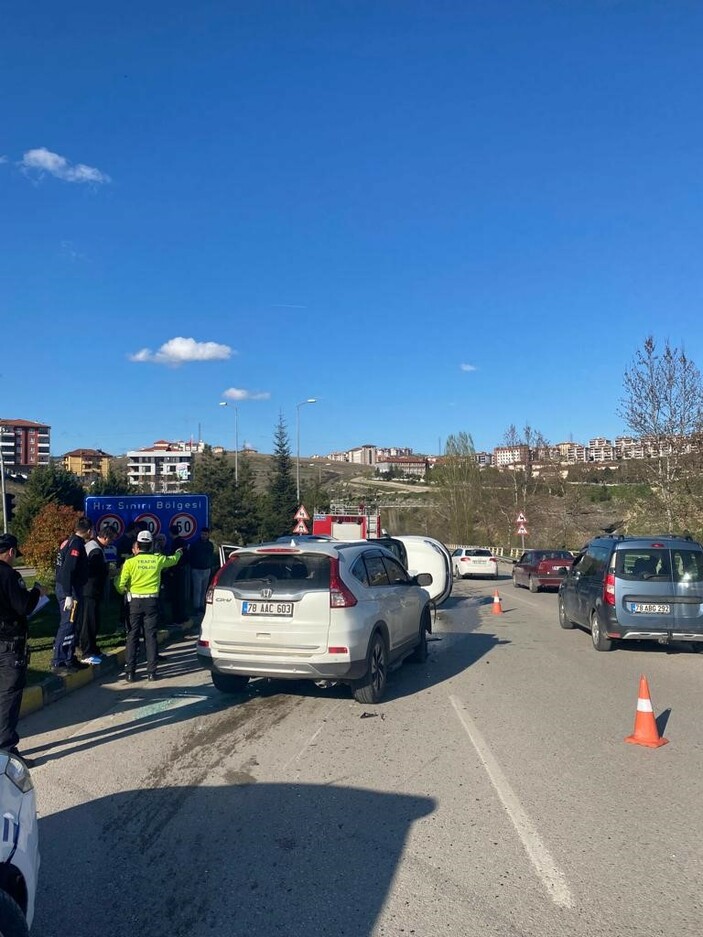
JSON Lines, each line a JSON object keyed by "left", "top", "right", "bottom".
{"left": 603, "top": 571, "right": 616, "bottom": 606}
{"left": 205, "top": 560, "right": 231, "bottom": 605}
{"left": 329, "top": 557, "right": 357, "bottom": 608}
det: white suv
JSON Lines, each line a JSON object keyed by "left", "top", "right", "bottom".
{"left": 197, "top": 541, "right": 433, "bottom": 704}
{"left": 0, "top": 751, "right": 39, "bottom": 935}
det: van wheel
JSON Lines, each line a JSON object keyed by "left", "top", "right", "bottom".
{"left": 352, "top": 632, "right": 388, "bottom": 704}
{"left": 0, "top": 890, "right": 30, "bottom": 937}
{"left": 529, "top": 576, "right": 539, "bottom": 593}
{"left": 212, "top": 672, "right": 250, "bottom": 694}
{"left": 590, "top": 612, "right": 612, "bottom": 652}
{"left": 410, "top": 608, "right": 430, "bottom": 663}
{"left": 558, "top": 598, "right": 574, "bottom": 630}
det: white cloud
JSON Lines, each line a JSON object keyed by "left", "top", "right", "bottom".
{"left": 19, "top": 147, "right": 111, "bottom": 184}
{"left": 460, "top": 363, "right": 478, "bottom": 372}
{"left": 129, "top": 337, "right": 234, "bottom": 366}
{"left": 223, "top": 387, "right": 271, "bottom": 401}
{"left": 0, "top": 156, "right": 7, "bottom": 165}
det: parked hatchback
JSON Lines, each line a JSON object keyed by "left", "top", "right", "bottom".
{"left": 558, "top": 535, "right": 703, "bottom": 651}
{"left": 198, "top": 541, "right": 433, "bottom": 703}
{"left": 451, "top": 547, "right": 498, "bottom": 580}
{"left": 513, "top": 550, "right": 573, "bottom": 592}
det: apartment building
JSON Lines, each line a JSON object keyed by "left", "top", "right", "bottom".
{"left": 377, "top": 455, "right": 428, "bottom": 477}
{"left": 63, "top": 448, "right": 112, "bottom": 483}
{"left": 127, "top": 443, "right": 193, "bottom": 491}
{"left": 493, "top": 444, "right": 530, "bottom": 468}
{"left": 0, "top": 419, "right": 51, "bottom": 474}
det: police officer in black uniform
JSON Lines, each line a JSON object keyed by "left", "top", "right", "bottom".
{"left": 0, "top": 534, "right": 46, "bottom": 755}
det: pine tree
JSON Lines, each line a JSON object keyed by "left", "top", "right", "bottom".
{"left": 261, "top": 415, "right": 297, "bottom": 539}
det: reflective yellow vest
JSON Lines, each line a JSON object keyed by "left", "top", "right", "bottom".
{"left": 115, "top": 550, "right": 182, "bottom": 596}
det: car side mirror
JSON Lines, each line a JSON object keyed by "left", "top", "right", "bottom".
{"left": 415, "top": 572, "right": 433, "bottom": 586}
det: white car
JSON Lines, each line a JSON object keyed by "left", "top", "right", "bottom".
{"left": 452, "top": 547, "right": 499, "bottom": 579}
{"left": 394, "top": 536, "right": 453, "bottom": 605}
{"left": 198, "top": 541, "right": 433, "bottom": 704}
{"left": 0, "top": 751, "right": 39, "bottom": 935}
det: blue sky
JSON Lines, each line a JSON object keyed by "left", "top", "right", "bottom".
{"left": 3, "top": 1, "right": 702, "bottom": 459}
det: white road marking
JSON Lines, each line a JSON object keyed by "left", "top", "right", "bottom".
{"left": 449, "top": 694, "right": 574, "bottom": 909}
{"left": 281, "top": 700, "right": 345, "bottom": 772}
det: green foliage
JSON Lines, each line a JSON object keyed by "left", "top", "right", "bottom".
{"left": 12, "top": 463, "right": 86, "bottom": 544}
{"left": 191, "top": 446, "right": 262, "bottom": 545}
{"left": 261, "top": 415, "right": 297, "bottom": 539}
{"left": 22, "top": 502, "right": 81, "bottom": 584}
{"left": 88, "top": 466, "right": 132, "bottom": 495}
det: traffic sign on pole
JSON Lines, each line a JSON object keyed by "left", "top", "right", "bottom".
{"left": 294, "top": 505, "right": 310, "bottom": 521}
{"left": 516, "top": 512, "right": 527, "bottom": 524}
{"left": 293, "top": 520, "right": 309, "bottom": 534}
{"left": 516, "top": 524, "right": 528, "bottom": 536}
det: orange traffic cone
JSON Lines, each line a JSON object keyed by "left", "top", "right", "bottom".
{"left": 625, "top": 675, "right": 668, "bottom": 748}
{"left": 491, "top": 589, "right": 503, "bottom": 615}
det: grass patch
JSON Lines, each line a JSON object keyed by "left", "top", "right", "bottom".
{"left": 26, "top": 589, "right": 127, "bottom": 686}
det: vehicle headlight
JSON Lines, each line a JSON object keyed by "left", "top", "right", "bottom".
{"left": 5, "top": 756, "right": 33, "bottom": 793}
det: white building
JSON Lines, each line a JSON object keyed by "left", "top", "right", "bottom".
{"left": 127, "top": 445, "right": 194, "bottom": 491}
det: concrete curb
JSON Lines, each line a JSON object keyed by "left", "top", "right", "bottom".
{"left": 19, "top": 627, "right": 185, "bottom": 719}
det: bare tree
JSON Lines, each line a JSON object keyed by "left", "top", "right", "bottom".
{"left": 619, "top": 336, "right": 703, "bottom": 531}
{"left": 431, "top": 432, "right": 482, "bottom": 544}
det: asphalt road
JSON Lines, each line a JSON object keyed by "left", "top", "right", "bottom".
{"left": 22, "top": 573, "right": 702, "bottom": 937}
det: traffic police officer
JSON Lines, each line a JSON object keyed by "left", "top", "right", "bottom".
{"left": 0, "top": 534, "right": 47, "bottom": 754}
{"left": 114, "top": 531, "right": 182, "bottom": 681}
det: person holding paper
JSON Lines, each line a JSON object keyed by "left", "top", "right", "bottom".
{"left": 0, "top": 533, "right": 47, "bottom": 756}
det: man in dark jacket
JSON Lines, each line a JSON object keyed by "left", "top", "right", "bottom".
{"left": 165, "top": 522, "right": 190, "bottom": 628}
{"left": 189, "top": 527, "right": 215, "bottom": 614}
{"left": 0, "top": 534, "right": 46, "bottom": 754}
{"left": 77, "top": 525, "right": 115, "bottom": 665}
{"left": 51, "top": 516, "right": 92, "bottom": 675}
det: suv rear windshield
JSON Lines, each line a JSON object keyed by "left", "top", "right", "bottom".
{"left": 614, "top": 548, "right": 703, "bottom": 583}
{"left": 468, "top": 549, "right": 491, "bottom": 557}
{"left": 217, "top": 553, "right": 331, "bottom": 590}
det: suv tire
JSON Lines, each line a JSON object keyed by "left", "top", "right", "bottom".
{"left": 558, "top": 597, "right": 574, "bottom": 630}
{"left": 410, "top": 607, "right": 430, "bottom": 663}
{"left": 212, "top": 672, "right": 250, "bottom": 694}
{"left": 590, "top": 611, "right": 613, "bottom": 652}
{"left": 529, "top": 576, "right": 539, "bottom": 593}
{"left": 512, "top": 573, "right": 519, "bottom": 589}
{"left": 352, "top": 632, "right": 388, "bottom": 704}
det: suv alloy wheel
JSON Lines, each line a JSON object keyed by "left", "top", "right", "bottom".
{"left": 352, "top": 631, "right": 388, "bottom": 704}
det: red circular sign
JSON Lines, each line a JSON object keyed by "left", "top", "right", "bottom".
{"left": 135, "top": 513, "right": 161, "bottom": 536}
{"left": 96, "top": 513, "right": 125, "bottom": 538}
{"left": 170, "top": 512, "right": 197, "bottom": 539}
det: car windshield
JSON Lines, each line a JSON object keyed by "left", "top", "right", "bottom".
{"left": 217, "top": 553, "right": 331, "bottom": 590}
{"left": 613, "top": 548, "right": 703, "bottom": 583}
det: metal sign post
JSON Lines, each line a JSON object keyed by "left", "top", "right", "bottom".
{"left": 516, "top": 513, "right": 528, "bottom": 551}
{"left": 0, "top": 445, "right": 6, "bottom": 534}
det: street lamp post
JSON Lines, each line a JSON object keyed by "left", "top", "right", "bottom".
{"left": 296, "top": 398, "right": 317, "bottom": 504}
{"left": 219, "top": 401, "right": 239, "bottom": 484}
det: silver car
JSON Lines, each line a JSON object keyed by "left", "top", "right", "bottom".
{"left": 198, "top": 541, "right": 433, "bottom": 703}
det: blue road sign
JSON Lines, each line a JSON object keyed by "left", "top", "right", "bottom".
{"left": 85, "top": 494, "right": 209, "bottom": 544}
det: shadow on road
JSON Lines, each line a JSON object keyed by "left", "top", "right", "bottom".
{"left": 36, "top": 784, "right": 435, "bottom": 937}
